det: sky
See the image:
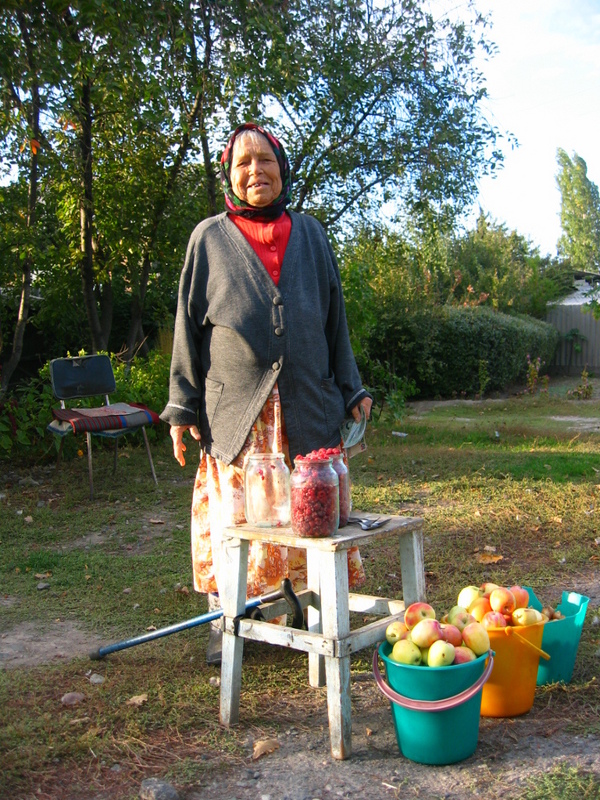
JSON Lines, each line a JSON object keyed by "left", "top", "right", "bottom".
{"left": 464, "top": 0, "right": 600, "bottom": 257}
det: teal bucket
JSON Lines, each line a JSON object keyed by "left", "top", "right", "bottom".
{"left": 526, "top": 587, "right": 589, "bottom": 685}
{"left": 373, "top": 643, "right": 494, "bottom": 765}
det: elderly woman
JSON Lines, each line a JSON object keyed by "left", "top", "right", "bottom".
{"left": 161, "top": 123, "right": 372, "bottom": 663}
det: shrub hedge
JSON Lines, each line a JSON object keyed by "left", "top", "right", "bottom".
{"left": 357, "top": 305, "right": 560, "bottom": 401}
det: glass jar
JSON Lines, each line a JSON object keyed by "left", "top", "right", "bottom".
{"left": 331, "top": 452, "right": 351, "bottom": 527}
{"left": 290, "top": 457, "right": 339, "bottom": 538}
{"left": 244, "top": 453, "right": 291, "bottom": 527}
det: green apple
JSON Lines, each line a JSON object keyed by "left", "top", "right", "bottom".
{"left": 426, "top": 639, "right": 456, "bottom": 667}
{"left": 390, "top": 638, "right": 422, "bottom": 666}
{"left": 457, "top": 585, "right": 483, "bottom": 611}
{"left": 385, "top": 620, "right": 409, "bottom": 645}
{"left": 461, "top": 621, "right": 490, "bottom": 656}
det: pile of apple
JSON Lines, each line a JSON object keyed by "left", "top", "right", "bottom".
{"left": 385, "top": 582, "right": 551, "bottom": 668}
{"left": 385, "top": 601, "right": 490, "bottom": 667}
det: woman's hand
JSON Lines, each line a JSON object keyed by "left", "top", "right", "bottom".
{"left": 170, "top": 424, "right": 201, "bottom": 467}
{"left": 351, "top": 396, "right": 372, "bottom": 422}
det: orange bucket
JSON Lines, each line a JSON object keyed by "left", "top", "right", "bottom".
{"left": 480, "top": 623, "right": 549, "bottom": 717}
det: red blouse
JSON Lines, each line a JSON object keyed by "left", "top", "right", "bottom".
{"left": 229, "top": 212, "right": 292, "bottom": 286}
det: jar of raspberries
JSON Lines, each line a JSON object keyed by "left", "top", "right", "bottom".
{"left": 290, "top": 449, "right": 340, "bottom": 538}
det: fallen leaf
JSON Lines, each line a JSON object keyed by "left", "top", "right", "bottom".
{"left": 252, "top": 738, "right": 279, "bottom": 760}
{"left": 126, "top": 693, "right": 148, "bottom": 707}
{"left": 552, "top": 517, "right": 563, "bottom": 524}
{"left": 366, "top": 727, "right": 374, "bottom": 737}
{"left": 69, "top": 716, "right": 90, "bottom": 725}
{"left": 474, "top": 510, "right": 481, "bottom": 517}
{"left": 476, "top": 553, "right": 503, "bottom": 564}
{"left": 146, "top": 625, "right": 157, "bottom": 632}
{"left": 35, "top": 572, "right": 52, "bottom": 579}
{"left": 61, "top": 692, "right": 86, "bottom": 706}
{"left": 176, "top": 585, "right": 190, "bottom": 595}
{"left": 483, "top": 545, "right": 496, "bottom": 552}
{"left": 149, "top": 518, "right": 164, "bottom": 525}
{"left": 24, "top": 516, "right": 33, "bottom": 523}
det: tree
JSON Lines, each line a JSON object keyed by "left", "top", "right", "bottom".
{"left": 1, "top": 0, "right": 503, "bottom": 384}
{"left": 556, "top": 148, "right": 600, "bottom": 272}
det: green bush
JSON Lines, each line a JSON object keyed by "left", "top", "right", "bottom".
{"left": 0, "top": 352, "right": 171, "bottom": 462}
{"left": 357, "top": 306, "right": 560, "bottom": 400}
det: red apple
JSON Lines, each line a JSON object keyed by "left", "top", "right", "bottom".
{"left": 489, "top": 587, "right": 516, "bottom": 616}
{"left": 453, "top": 645, "right": 477, "bottom": 664}
{"left": 403, "top": 602, "right": 436, "bottom": 630}
{"left": 480, "top": 582, "right": 500, "bottom": 598}
{"left": 468, "top": 596, "right": 492, "bottom": 622}
{"left": 509, "top": 585, "right": 530, "bottom": 609}
{"left": 440, "top": 623, "right": 463, "bottom": 647}
{"left": 427, "top": 639, "right": 456, "bottom": 667}
{"left": 447, "top": 605, "right": 476, "bottom": 632}
{"left": 410, "top": 618, "right": 443, "bottom": 648}
{"left": 481, "top": 610, "right": 507, "bottom": 629}
{"left": 462, "top": 621, "right": 491, "bottom": 656}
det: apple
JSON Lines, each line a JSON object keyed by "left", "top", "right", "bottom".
{"left": 453, "top": 645, "right": 477, "bottom": 664}
{"left": 462, "top": 621, "right": 491, "bottom": 656}
{"left": 420, "top": 646, "right": 430, "bottom": 665}
{"left": 403, "top": 602, "right": 436, "bottom": 630}
{"left": 440, "top": 623, "right": 463, "bottom": 647}
{"left": 457, "top": 585, "right": 483, "bottom": 610}
{"left": 480, "top": 582, "right": 500, "bottom": 597}
{"left": 410, "top": 618, "right": 443, "bottom": 648}
{"left": 481, "top": 610, "right": 507, "bottom": 629}
{"left": 447, "top": 605, "right": 476, "bottom": 632}
{"left": 427, "top": 639, "right": 456, "bottom": 667}
{"left": 385, "top": 620, "right": 409, "bottom": 645}
{"left": 511, "top": 607, "right": 544, "bottom": 626}
{"left": 509, "top": 585, "right": 530, "bottom": 609}
{"left": 390, "top": 638, "right": 422, "bottom": 665}
{"left": 468, "top": 596, "right": 492, "bottom": 622}
{"left": 489, "top": 587, "right": 516, "bottom": 616}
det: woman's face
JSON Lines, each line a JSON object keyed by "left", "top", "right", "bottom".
{"left": 230, "top": 133, "right": 282, "bottom": 207}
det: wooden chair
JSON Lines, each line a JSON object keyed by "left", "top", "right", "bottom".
{"left": 48, "top": 354, "right": 159, "bottom": 499}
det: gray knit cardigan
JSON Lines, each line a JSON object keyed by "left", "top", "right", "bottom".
{"left": 160, "top": 211, "right": 369, "bottom": 464}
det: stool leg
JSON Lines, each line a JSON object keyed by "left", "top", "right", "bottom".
{"left": 319, "top": 550, "right": 351, "bottom": 760}
{"left": 306, "top": 548, "right": 325, "bottom": 687}
{"left": 399, "top": 528, "right": 426, "bottom": 606}
{"left": 219, "top": 536, "right": 249, "bottom": 727}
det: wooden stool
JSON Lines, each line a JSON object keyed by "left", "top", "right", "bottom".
{"left": 218, "top": 514, "right": 425, "bottom": 760}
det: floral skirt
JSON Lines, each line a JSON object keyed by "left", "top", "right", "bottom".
{"left": 191, "top": 384, "right": 366, "bottom": 598}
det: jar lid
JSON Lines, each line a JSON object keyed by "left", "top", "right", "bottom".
{"left": 340, "top": 406, "right": 367, "bottom": 449}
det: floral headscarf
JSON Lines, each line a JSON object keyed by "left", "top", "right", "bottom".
{"left": 220, "top": 122, "right": 292, "bottom": 220}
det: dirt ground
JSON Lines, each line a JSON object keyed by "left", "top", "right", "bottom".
{"left": 2, "top": 577, "right": 599, "bottom": 800}
{"left": 2, "top": 394, "right": 600, "bottom": 799}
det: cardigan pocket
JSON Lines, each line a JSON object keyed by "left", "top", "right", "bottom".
{"left": 200, "top": 376, "right": 224, "bottom": 435}
{"left": 320, "top": 374, "right": 346, "bottom": 439}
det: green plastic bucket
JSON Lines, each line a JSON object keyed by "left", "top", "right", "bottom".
{"left": 526, "top": 587, "right": 589, "bottom": 685}
{"left": 374, "top": 643, "right": 493, "bottom": 765}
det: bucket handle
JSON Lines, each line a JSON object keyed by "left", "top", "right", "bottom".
{"left": 372, "top": 648, "right": 494, "bottom": 713}
{"left": 503, "top": 627, "right": 551, "bottom": 660}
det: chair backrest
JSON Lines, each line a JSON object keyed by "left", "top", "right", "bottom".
{"left": 50, "top": 355, "right": 116, "bottom": 400}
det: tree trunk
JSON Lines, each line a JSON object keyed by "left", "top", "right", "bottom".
{"left": 1, "top": 13, "right": 38, "bottom": 395}
{"left": 79, "top": 76, "right": 105, "bottom": 352}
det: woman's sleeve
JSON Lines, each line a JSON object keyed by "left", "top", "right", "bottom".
{"left": 159, "top": 230, "right": 206, "bottom": 427}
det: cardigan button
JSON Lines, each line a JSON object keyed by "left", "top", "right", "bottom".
{"left": 274, "top": 327, "right": 283, "bottom": 336}
{"left": 273, "top": 296, "right": 283, "bottom": 305}
{"left": 272, "top": 362, "right": 280, "bottom": 371}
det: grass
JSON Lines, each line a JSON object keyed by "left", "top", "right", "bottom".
{"left": 1, "top": 377, "right": 599, "bottom": 798}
